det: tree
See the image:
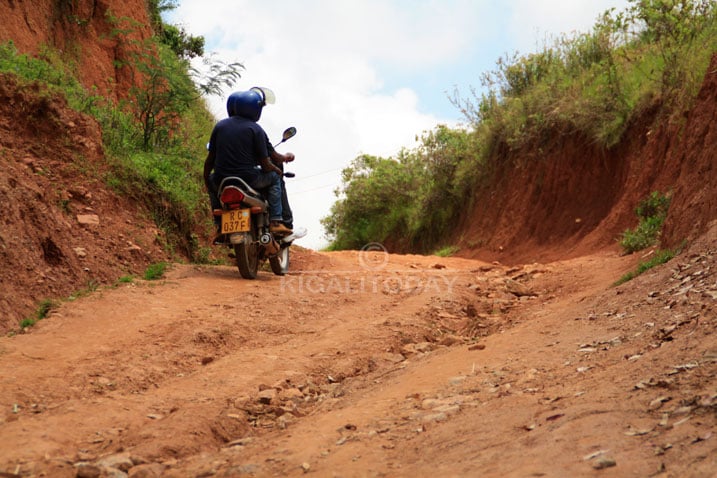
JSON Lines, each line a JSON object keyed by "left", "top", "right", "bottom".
{"left": 128, "top": 43, "right": 197, "bottom": 150}
{"left": 162, "top": 24, "right": 205, "bottom": 59}
{"left": 190, "top": 54, "right": 244, "bottom": 97}
{"left": 147, "top": 0, "right": 179, "bottom": 33}
{"left": 627, "top": 0, "right": 715, "bottom": 94}
{"left": 108, "top": 9, "right": 243, "bottom": 150}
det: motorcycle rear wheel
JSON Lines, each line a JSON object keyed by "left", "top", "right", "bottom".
{"left": 235, "top": 241, "right": 259, "bottom": 279}
{"left": 269, "top": 245, "right": 290, "bottom": 276}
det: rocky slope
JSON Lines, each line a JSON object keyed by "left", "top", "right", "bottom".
{"left": 0, "top": 73, "right": 169, "bottom": 332}
{"left": 0, "top": 0, "right": 166, "bottom": 332}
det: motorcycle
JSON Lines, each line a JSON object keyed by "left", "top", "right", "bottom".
{"left": 213, "top": 127, "right": 306, "bottom": 279}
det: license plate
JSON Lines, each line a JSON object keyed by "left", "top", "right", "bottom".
{"left": 221, "top": 209, "right": 251, "bottom": 234}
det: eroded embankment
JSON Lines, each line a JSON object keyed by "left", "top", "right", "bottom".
{"left": 458, "top": 54, "right": 717, "bottom": 265}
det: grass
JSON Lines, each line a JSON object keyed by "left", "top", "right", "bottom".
{"left": 16, "top": 269, "right": 170, "bottom": 331}
{"left": 434, "top": 245, "right": 460, "bottom": 257}
{"left": 19, "top": 299, "right": 56, "bottom": 329}
{"left": 613, "top": 249, "right": 677, "bottom": 286}
{"left": 144, "top": 262, "right": 169, "bottom": 280}
{"left": 67, "top": 280, "right": 100, "bottom": 301}
{"left": 192, "top": 243, "right": 224, "bottom": 265}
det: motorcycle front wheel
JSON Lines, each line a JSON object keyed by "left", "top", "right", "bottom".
{"left": 269, "top": 245, "right": 290, "bottom": 276}
{"left": 235, "top": 241, "right": 259, "bottom": 279}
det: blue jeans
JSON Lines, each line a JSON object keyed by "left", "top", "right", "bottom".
{"left": 249, "top": 172, "right": 283, "bottom": 222}
{"left": 280, "top": 176, "right": 293, "bottom": 228}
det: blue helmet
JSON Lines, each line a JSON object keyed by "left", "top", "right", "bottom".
{"left": 226, "top": 87, "right": 275, "bottom": 121}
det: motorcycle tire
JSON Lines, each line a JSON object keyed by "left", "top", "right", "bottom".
{"left": 235, "top": 241, "right": 259, "bottom": 279}
{"left": 269, "top": 245, "right": 290, "bottom": 276}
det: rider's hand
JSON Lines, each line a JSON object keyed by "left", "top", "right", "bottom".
{"left": 283, "top": 152, "right": 295, "bottom": 163}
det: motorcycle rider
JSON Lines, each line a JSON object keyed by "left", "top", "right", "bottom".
{"left": 230, "top": 89, "right": 295, "bottom": 229}
{"left": 204, "top": 87, "right": 292, "bottom": 240}
{"left": 269, "top": 143, "right": 295, "bottom": 230}
{"left": 226, "top": 88, "right": 296, "bottom": 228}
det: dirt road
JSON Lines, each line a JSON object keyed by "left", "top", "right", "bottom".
{"left": 1, "top": 242, "right": 715, "bottom": 477}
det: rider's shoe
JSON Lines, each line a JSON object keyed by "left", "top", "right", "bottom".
{"left": 270, "top": 221, "right": 292, "bottom": 235}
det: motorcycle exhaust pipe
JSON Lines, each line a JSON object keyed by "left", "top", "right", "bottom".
{"left": 259, "top": 233, "right": 279, "bottom": 255}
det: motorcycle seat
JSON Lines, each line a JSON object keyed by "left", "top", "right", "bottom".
{"left": 219, "top": 176, "right": 262, "bottom": 198}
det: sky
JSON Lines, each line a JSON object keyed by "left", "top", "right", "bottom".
{"left": 167, "top": 0, "right": 631, "bottom": 250}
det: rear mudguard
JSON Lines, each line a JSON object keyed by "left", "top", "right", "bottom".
{"left": 229, "top": 232, "right": 251, "bottom": 245}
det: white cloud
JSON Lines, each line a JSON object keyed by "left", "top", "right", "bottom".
{"left": 170, "top": 0, "right": 632, "bottom": 250}
{"left": 507, "top": 0, "right": 630, "bottom": 53}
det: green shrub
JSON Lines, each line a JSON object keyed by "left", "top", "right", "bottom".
{"left": 144, "top": 262, "right": 169, "bottom": 280}
{"left": 322, "top": 126, "right": 485, "bottom": 252}
{"left": 620, "top": 191, "right": 671, "bottom": 254}
{"left": 19, "top": 299, "right": 57, "bottom": 329}
{"left": 636, "top": 190, "right": 671, "bottom": 220}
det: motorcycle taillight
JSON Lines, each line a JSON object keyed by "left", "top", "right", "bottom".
{"left": 220, "top": 187, "right": 245, "bottom": 207}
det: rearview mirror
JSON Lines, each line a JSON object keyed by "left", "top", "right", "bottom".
{"left": 273, "top": 127, "right": 297, "bottom": 148}
{"left": 282, "top": 127, "right": 297, "bottom": 142}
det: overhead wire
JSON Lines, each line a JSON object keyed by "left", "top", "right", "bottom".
{"left": 284, "top": 166, "right": 344, "bottom": 195}
{"left": 288, "top": 183, "right": 337, "bottom": 195}
{"left": 287, "top": 167, "right": 343, "bottom": 182}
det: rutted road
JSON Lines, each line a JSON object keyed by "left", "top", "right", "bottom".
{"left": 1, "top": 245, "right": 715, "bottom": 477}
